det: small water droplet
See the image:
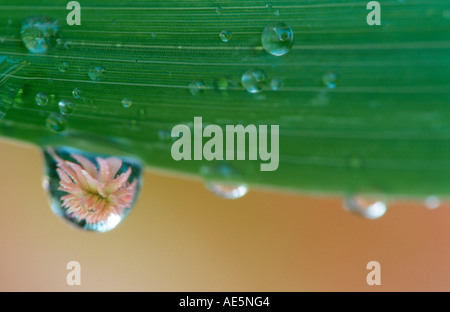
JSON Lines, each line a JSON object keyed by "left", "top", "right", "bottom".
{"left": 46, "top": 113, "right": 66, "bottom": 133}
{"left": 20, "top": 16, "right": 60, "bottom": 54}
{"left": 216, "top": 7, "right": 222, "bottom": 15}
{"left": 72, "top": 88, "right": 83, "bottom": 99}
{"left": 343, "top": 195, "right": 387, "bottom": 220}
{"left": 270, "top": 78, "right": 283, "bottom": 90}
{"left": 35, "top": 92, "right": 49, "bottom": 106}
{"left": 266, "top": 2, "right": 273, "bottom": 9}
{"left": 88, "top": 65, "right": 105, "bottom": 81}
{"left": 58, "top": 99, "right": 74, "bottom": 115}
{"left": 215, "top": 77, "right": 233, "bottom": 92}
{"left": 206, "top": 182, "right": 249, "bottom": 200}
{"left": 219, "top": 30, "right": 232, "bottom": 43}
{"left": 261, "top": 22, "right": 294, "bottom": 56}
{"left": 42, "top": 146, "right": 142, "bottom": 232}
{"left": 425, "top": 196, "right": 441, "bottom": 210}
{"left": 241, "top": 69, "right": 267, "bottom": 94}
{"left": 122, "top": 98, "right": 132, "bottom": 108}
{"left": 274, "top": 10, "right": 280, "bottom": 16}
{"left": 188, "top": 80, "right": 206, "bottom": 96}
{"left": 58, "top": 61, "right": 69, "bottom": 72}
{"left": 322, "top": 71, "right": 339, "bottom": 89}
{"left": 200, "top": 163, "right": 248, "bottom": 199}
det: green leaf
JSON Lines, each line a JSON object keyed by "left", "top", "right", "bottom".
{"left": 0, "top": 0, "right": 449, "bottom": 198}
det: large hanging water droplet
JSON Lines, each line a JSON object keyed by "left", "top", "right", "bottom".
{"left": 200, "top": 163, "right": 249, "bottom": 199}
{"left": 46, "top": 113, "right": 67, "bottom": 133}
{"left": 343, "top": 195, "right": 387, "bottom": 220}
{"left": 241, "top": 69, "right": 267, "bottom": 93}
{"left": 219, "top": 30, "right": 232, "bottom": 43}
{"left": 261, "top": 22, "right": 294, "bottom": 56}
{"left": 188, "top": 80, "right": 206, "bottom": 96}
{"left": 20, "top": 16, "right": 59, "bottom": 54}
{"left": 58, "top": 99, "right": 74, "bottom": 115}
{"left": 88, "top": 65, "right": 105, "bottom": 81}
{"left": 42, "top": 147, "right": 143, "bottom": 232}
{"left": 35, "top": 92, "right": 49, "bottom": 106}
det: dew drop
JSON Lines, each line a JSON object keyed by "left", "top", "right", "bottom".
{"left": 241, "top": 69, "right": 267, "bottom": 94}
{"left": 322, "top": 71, "right": 339, "bottom": 89}
{"left": 42, "top": 146, "right": 142, "bottom": 232}
{"left": 266, "top": 3, "right": 273, "bottom": 9}
{"left": 343, "top": 195, "right": 387, "bottom": 220}
{"left": 219, "top": 30, "right": 232, "bottom": 43}
{"left": 215, "top": 77, "right": 233, "bottom": 92}
{"left": 20, "top": 16, "right": 59, "bottom": 54}
{"left": 35, "top": 92, "right": 49, "bottom": 106}
{"left": 188, "top": 80, "right": 206, "bottom": 96}
{"left": 216, "top": 7, "right": 222, "bottom": 15}
{"left": 274, "top": 10, "right": 280, "bottom": 16}
{"left": 58, "top": 61, "right": 69, "bottom": 72}
{"left": 425, "top": 196, "right": 441, "bottom": 210}
{"left": 122, "top": 98, "right": 132, "bottom": 108}
{"left": 270, "top": 78, "right": 283, "bottom": 90}
{"left": 72, "top": 88, "right": 83, "bottom": 99}
{"left": 46, "top": 113, "right": 66, "bottom": 133}
{"left": 200, "top": 163, "right": 248, "bottom": 199}
{"left": 261, "top": 22, "right": 294, "bottom": 56}
{"left": 88, "top": 65, "right": 105, "bottom": 81}
{"left": 58, "top": 99, "right": 74, "bottom": 115}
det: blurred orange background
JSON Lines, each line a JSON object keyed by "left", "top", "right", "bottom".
{"left": 0, "top": 139, "right": 449, "bottom": 292}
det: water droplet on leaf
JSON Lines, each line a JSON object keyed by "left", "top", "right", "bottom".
{"left": 270, "top": 78, "right": 283, "bottom": 90}
{"left": 343, "top": 195, "right": 387, "bottom": 220}
{"left": 46, "top": 113, "right": 66, "bottom": 133}
{"left": 35, "top": 92, "right": 49, "bottom": 106}
{"left": 42, "top": 147, "right": 142, "bottom": 232}
{"left": 188, "top": 80, "right": 206, "bottom": 96}
{"left": 219, "top": 30, "right": 232, "bottom": 42}
{"left": 20, "top": 16, "right": 59, "bottom": 54}
{"left": 241, "top": 69, "right": 267, "bottom": 93}
{"left": 58, "top": 61, "right": 69, "bottom": 72}
{"left": 72, "top": 88, "right": 83, "bottom": 99}
{"left": 122, "top": 98, "right": 132, "bottom": 108}
{"left": 322, "top": 71, "right": 339, "bottom": 89}
{"left": 58, "top": 99, "right": 74, "bottom": 115}
{"left": 261, "top": 22, "right": 294, "bottom": 56}
{"left": 88, "top": 65, "right": 105, "bottom": 81}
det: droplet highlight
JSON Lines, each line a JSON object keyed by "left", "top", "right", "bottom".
{"left": 20, "top": 16, "right": 59, "bottom": 54}
{"left": 241, "top": 69, "right": 267, "bottom": 94}
{"left": 343, "top": 195, "right": 387, "bottom": 220}
{"left": 270, "top": 78, "right": 283, "bottom": 90}
{"left": 42, "top": 147, "right": 142, "bottom": 232}
{"left": 206, "top": 182, "right": 249, "bottom": 200}
{"left": 72, "top": 88, "right": 83, "bottom": 99}
{"left": 261, "top": 22, "right": 294, "bottom": 56}
{"left": 425, "top": 196, "right": 441, "bottom": 210}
